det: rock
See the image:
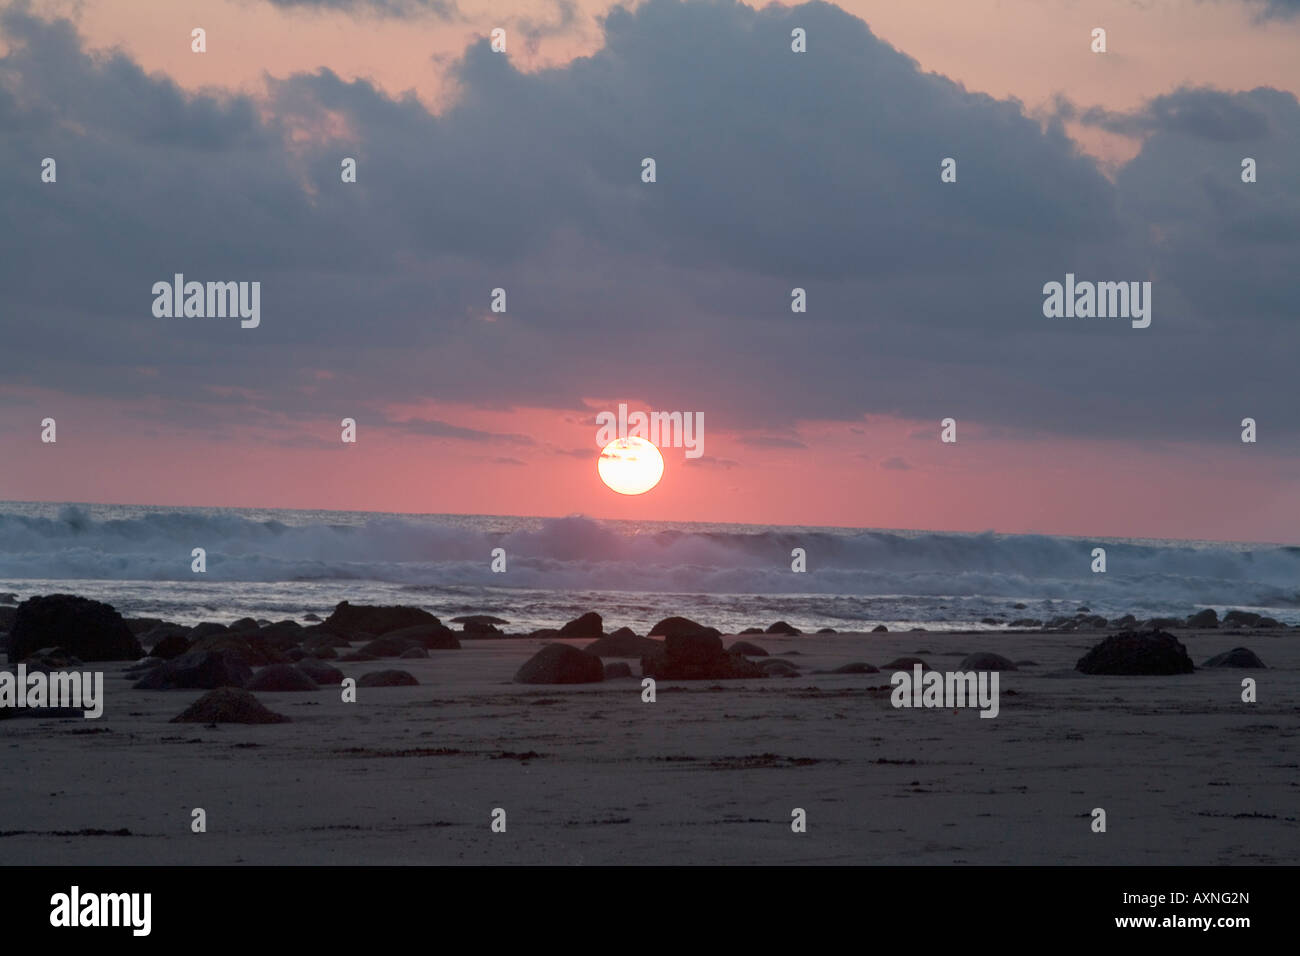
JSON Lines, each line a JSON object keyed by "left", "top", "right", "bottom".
{"left": 871, "top": 624, "right": 888, "bottom": 633}
{"left": 1222, "top": 610, "right": 1262, "bottom": 628}
{"left": 8, "top": 594, "right": 143, "bottom": 664}
{"left": 297, "top": 658, "right": 346, "bottom": 685}
{"left": 1077, "top": 606, "right": 1090, "bottom": 613}
{"left": 124, "top": 617, "right": 168, "bottom": 635}
{"left": 400, "top": 647, "right": 428, "bottom": 659}
{"left": 1009, "top": 618, "right": 1042, "bottom": 628}
{"left": 514, "top": 644, "right": 604, "bottom": 684}
{"left": 303, "top": 613, "right": 322, "bottom": 622}
{"left": 648, "top": 616, "right": 721, "bottom": 640}
{"left": 980, "top": 618, "right": 1000, "bottom": 626}
{"left": 0, "top": 592, "right": 17, "bottom": 605}
{"left": 307, "top": 646, "right": 337, "bottom": 660}
{"left": 357, "top": 669, "right": 419, "bottom": 688}
{"left": 450, "top": 614, "right": 509, "bottom": 626}
{"left": 759, "top": 659, "right": 800, "bottom": 677}
{"left": 339, "top": 652, "right": 377, "bottom": 662}
{"left": 133, "top": 650, "right": 253, "bottom": 690}
{"left": 1186, "top": 608, "right": 1219, "bottom": 628}
{"left": 738, "top": 627, "right": 765, "bottom": 635}
{"left": 139, "top": 623, "right": 189, "bottom": 648}
{"left": 1141, "top": 617, "right": 1182, "bottom": 631}
{"left": 830, "top": 662, "right": 878, "bottom": 674}
{"left": 816, "top": 627, "right": 837, "bottom": 634}
{"left": 603, "top": 661, "right": 634, "bottom": 679}
{"left": 384, "top": 622, "right": 460, "bottom": 649}
{"left": 151, "top": 633, "right": 192, "bottom": 661}
{"left": 1075, "top": 630, "right": 1194, "bottom": 675}
{"left": 461, "top": 621, "right": 504, "bottom": 637}
{"left": 258, "top": 621, "right": 305, "bottom": 649}
{"left": 558, "top": 612, "right": 603, "bottom": 638}
{"left": 187, "top": 622, "right": 229, "bottom": 641}
{"left": 20, "top": 646, "right": 85, "bottom": 672}
{"left": 641, "top": 633, "right": 765, "bottom": 680}
{"left": 883, "top": 656, "right": 929, "bottom": 670}
{"left": 1013, "top": 602, "right": 1027, "bottom": 610}
{"left": 728, "top": 640, "right": 769, "bottom": 657}
{"left": 583, "top": 631, "right": 662, "bottom": 658}
{"left": 286, "top": 648, "right": 305, "bottom": 661}
{"left": 301, "top": 626, "right": 353, "bottom": 649}
{"left": 359, "top": 634, "right": 424, "bottom": 658}
{"left": 527, "top": 628, "right": 561, "bottom": 641}
{"left": 246, "top": 664, "right": 320, "bottom": 692}
{"left": 189, "top": 633, "right": 283, "bottom": 667}
{"left": 324, "top": 601, "right": 439, "bottom": 636}
{"left": 1202, "top": 647, "right": 1266, "bottom": 668}
{"left": 1257, "top": 616, "right": 1283, "bottom": 629}
{"left": 170, "top": 687, "right": 289, "bottom": 724}
{"left": 1110, "top": 614, "right": 1137, "bottom": 629}
{"left": 228, "top": 617, "right": 260, "bottom": 633}
{"left": 958, "top": 652, "right": 1017, "bottom": 671}
{"left": 765, "top": 621, "right": 801, "bottom": 635}
{"left": 1078, "top": 615, "right": 1109, "bottom": 629}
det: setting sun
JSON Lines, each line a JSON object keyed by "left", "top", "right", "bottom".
{"left": 598, "top": 436, "right": 665, "bottom": 495}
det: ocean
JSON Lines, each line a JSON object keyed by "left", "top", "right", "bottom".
{"left": 1, "top": 501, "right": 1297, "bottom": 632}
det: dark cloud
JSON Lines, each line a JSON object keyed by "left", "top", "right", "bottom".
{"left": 0, "top": 0, "right": 1297, "bottom": 455}
{"left": 384, "top": 418, "right": 535, "bottom": 444}
{"left": 880, "top": 457, "right": 911, "bottom": 470}
{"left": 739, "top": 436, "right": 808, "bottom": 448}
{"left": 259, "top": 0, "right": 461, "bottom": 18}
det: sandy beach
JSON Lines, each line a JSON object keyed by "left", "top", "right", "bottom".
{"left": 3, "top": 625, "right": 1294, "bottom": 866}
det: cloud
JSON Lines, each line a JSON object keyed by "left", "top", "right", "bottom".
{"left": 880, "top": 456, "right": 911, "bottom": 470}
{"left": 383, "top": 418, "right": 535, "bottom": 444}
{"left": 738, "top": 436, "right": 808, "bottom": 449}
{"left": 0, "top": 0, "right": 1297, "bottom": 455}
{"left": 258, "top": 0, "right": 462, "bottom": 18}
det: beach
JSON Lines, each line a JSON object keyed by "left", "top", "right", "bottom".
{"left": 3, "top": 621, "right": 1294, "bottom": 866}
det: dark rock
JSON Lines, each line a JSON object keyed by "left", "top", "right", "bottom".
{"left": 1009, "top": 618, "right": 1042, "bottom": 628}
{"left": 1075, "top": 630, "right": 1194, "bottom": 675}
{"left": 308, "top": 646, "right": 337, "bottom": 660}
{"left": 1202, "top": 647, "right": 1266, "bottom": 669}
{"left": 1186, "top": 608, "right": 1219, "bottom": 628}
{"left": 1222, "top": 610, "right": 1262, "bottom": 628}
{"left": 583, "top": 632, "right": 662, "bottom": 658}
{"left": 514, "top": 644, "right": 604, "bottom": 684}
{"left": 170, "top": 687, "right": 289, "bottom": 724}
{"left": 297, "top": 658, "right": 346, "bottom": 685}
{"left": 1077, "top": 606, "right": 1090, "bottom": 613}
{"left": 228, "top": 617, "right": 259, "bottom": 633}
{"left": 816, "top": 627, "right": 837, "bottom": 634}
{"left": 648, "top": 616, "right": 721, "bottom": 640}
{"left": 187, "top": 622, "right": 229, "bottom": 641}
{"left": 641, "top": 632, "right": 765, "bottom": 680}
{"left": 8, "top": 594, "right": 143, "bottom": 664}
{"left": 759, "top": 659, "right": 800, "bottom": 677}
{"left": 303, "top": 613, "right": 322, "bottom": 622}
{"left": 450, "top": 614, "right": 509, "bottom": 625}
{"left": 151, "top": 633, "right": 192, "bottom": 661}
{"left": 384, "top": 622, "right": 459, "bottom": 650}
{"left": 324, "top": 601, "right": 439, "bottom": 636}
{"left": 139, "top": 623, "right": 189, "bottom": 648}
{"left": 1257, "top": 617, "right": 1282, "bottom": 629}
{"left": 399, "top": 646, "right": 428, "bottom": 659}
{"left": 462, "top": 621, "right": 504, "bottom": 637}
{"left": 286, "top": 648, "right": 305, "bottom": 661}
{"left": 765, "top": 621, "right": 801, "bottom": 635}
{"left": 527, "top": 628, "right": 561, "bottom": 641}
{"left": 1142, "top": 617, "right": 1182, "bottom": 631}
{"left": 883, "top": 657, "right": 929, "bottom": 670}
{"left": 1079, "top": 615, "right": 1109, "bottom": 629}
{"left": 21, "top": 646, "right": 85, "bottom": 672}
{"left": 603, "top": 661, "right": 634, "bottom": 680}
{"left": 728, "top": 640, "right": 769, "bottom": 657}
{"left": 871, "top": 624, "right": 888, "bottom": 633}
{"left": 558, "top": 612, "right": 603, "bottom": 638}
{"left": 124, "top": 617, "right": 168, "bottom": 635}
{"left": 246, "top": 663, "right": 320, "bottom": 692}
{"left": 980, "top": 618, "right": 1000, "bottom": 626}
{"left": 190, "top": 632, "right": 283, "bottom": 667}
{"left": 133, "top": 650, "right": 253, "bottom": 690}
{"left": 1013, "top": 603, "right": 1027, "bottom": 610}
{"left": 301, "top": 626, "right": 353, "bottom": 648}
{"left": 0, "top": 592, "right": 17, "bottom": 605}
{"left": 958, "top": 652, "right": 1018, "bottom": 671}
{"left": 359, "top": 634, "right": 424, "bottom": 658}
{"left": 830, "top": 662, "right": 878, "bottom": 674}
{"left": 1109, "top": 614, "right": 1138, "bottom": 629}
{"left": 357, "top": 669, "right": 419, "bottom": 688}
{"left": 738, "top": 627, "right": 765, "bottom": 635}
{"left": 258, "top": 621, "right": 305, "bottom": 649}
{"left": 339, "top": 652, "right": 377, "bottom": 662}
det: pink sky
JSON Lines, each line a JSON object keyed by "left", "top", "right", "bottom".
{"left": 4, "top": 0, "right": 1299, "bottom": 541}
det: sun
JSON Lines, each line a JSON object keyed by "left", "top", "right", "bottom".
{"left": 598, "top": 436, "right": 665, "bottom": 495}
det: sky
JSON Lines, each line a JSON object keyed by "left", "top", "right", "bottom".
{"left": 1, "top": 0, "right": 1298, "bottom": 541}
